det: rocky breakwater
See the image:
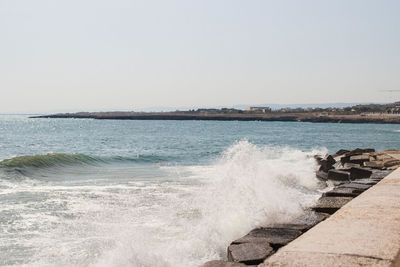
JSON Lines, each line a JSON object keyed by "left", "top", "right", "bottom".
{"left": 201, "top": 148, "right": 400, "bottom": 267}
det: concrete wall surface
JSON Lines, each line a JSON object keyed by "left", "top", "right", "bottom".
{"left": 260, "top": 167, "right": 400, "bottom": 267}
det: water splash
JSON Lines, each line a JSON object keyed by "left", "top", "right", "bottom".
{"left": 4, "top": 141, "right": 326, "bottom": 267}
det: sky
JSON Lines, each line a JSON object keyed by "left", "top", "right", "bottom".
{"left": 0, "top": 0, "right": 399, "bottom": 113}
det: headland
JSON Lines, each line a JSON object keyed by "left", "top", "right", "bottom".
{"left": 31, "top": 102, "right": 400, "bottom": 124}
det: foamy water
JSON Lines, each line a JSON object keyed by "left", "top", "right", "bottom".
{"left": 1, "top": 141, "right": 324, "bottom": 266}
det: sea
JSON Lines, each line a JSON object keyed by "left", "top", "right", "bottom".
{"left": 1, "top": 115, "right": 399, "bottom": 267}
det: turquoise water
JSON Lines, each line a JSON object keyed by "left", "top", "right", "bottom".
{"left": 0, "top": 116, "right": 399, "bottom": 266}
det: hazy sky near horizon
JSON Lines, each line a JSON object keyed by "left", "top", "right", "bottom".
{"left": 1, "top": 0, "right": 399, "bottom": 113}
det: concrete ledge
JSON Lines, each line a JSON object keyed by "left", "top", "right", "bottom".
{"left": 260, "top": 168, "right": 400, "bottom": 267}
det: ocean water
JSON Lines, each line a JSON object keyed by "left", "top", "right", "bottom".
{"left": 0, "top": 115, "right": 399, "bottom": 267}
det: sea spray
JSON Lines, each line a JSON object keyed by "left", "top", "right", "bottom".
{"left": 91, "top": 140, "right": 326, "bottom": 267}
{"left": 1, "top": 141, "right": 326, "bottom": 267}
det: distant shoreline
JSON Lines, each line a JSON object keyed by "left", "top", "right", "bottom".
{"left": 31, "top": 112, "right": 400, "bottom": 124}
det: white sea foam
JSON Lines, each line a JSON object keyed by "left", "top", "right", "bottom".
{"left": 3, "top": 141, "right": 326, "bottom": 267}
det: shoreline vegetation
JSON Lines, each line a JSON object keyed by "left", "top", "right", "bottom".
{"left": 31, "top": 102, "right": 400, "bottom": 124}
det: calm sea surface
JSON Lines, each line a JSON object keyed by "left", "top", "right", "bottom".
{"left": 1, "top": 116, "right": 399, "bottom": 266}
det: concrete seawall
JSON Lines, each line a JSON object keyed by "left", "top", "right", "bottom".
{"left": 260, "top": 165, "right": 400, "bottom": 266}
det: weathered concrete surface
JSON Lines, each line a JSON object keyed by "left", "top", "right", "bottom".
{"left": 260, "top": 168, "right": 400, "bottom": 267}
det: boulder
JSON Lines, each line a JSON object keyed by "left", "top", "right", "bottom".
{"left": 292, "top": 211, "right": 330, "bottom": 228}
{"left": 227, "top": 243, "right": 274, "bottom": 265}
{"left": 316, "top": 171, "right": 328, "bottom": 180}
{"left": 232, "top": 228, "right": 302, "bottom": 248}
{"left": 345, "top": 148, "right": 375, "bottom": 157}
{"left": 343, "top": 162, "right": 360, "bottom": 169}
{"left": 318, "top": 155, "right": 336, "bottom": 172}
{"left": 349, "top": 154, "right": 370, "bottom": 164}
{"left": 327, "top": 170, "right": 350, "bottom": 181}
{"left": 322, "top": 187, "right": 361, "bottom": 198}
{"left": 340, "top": 155, "right": 351, "bottom": 164}
{"left": 314, "top": 155, "right": 322, "bottom": 164}
{"left": 383, "top": 159, "right": 400, "bottom": 167}
{"left": 202, "top": 260, "right": 247, "bottom": 267}
{"left": 336, "top": 183, "right": 372, "bottom": 192}
{"left": 387, "top": 165, "right": 400, "bottom": 170}
{"left": 363, "top": 161, "right": 384, "bottom": 169}
{"left": 333, "top": 149, "right": 350, "bottom": 157}
{"left": 349, "top": 167, "right": 372, "bottom": 179}
{"left": 370, "top": 170, "right": 391, "bottom": 179}
{"left": 352, "top": 178, "right": 380, "bottom": 186}
{"left": 312, "top": 196, "right": 353, "bottom": 214}
{"left": 376, "top": 154, "right": 392, "bottom": 161}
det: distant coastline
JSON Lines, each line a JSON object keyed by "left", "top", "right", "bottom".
{"left": 31, "top": 112, "right": 400, "bottom": 124}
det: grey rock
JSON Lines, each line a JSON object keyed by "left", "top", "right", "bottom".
{"left": 370, "top": 170, "right": 391, "bottom": 179}
{"left": 316, "top": 171, "right": 328, "bottom": 180}
{"left": 314, "top": 155, "right": 322, "bottom": 164}
{"left": 227, "top": 243, "right": 274, "bottom": 265}
{"left": 349, "top": 167, "right": 372, "bottom": 179}
{"left": 383, "top": 159, "right": 400, "bottom": 167}
{"left": 267, "top": 223, "right": 315, "bottom": 233}
{"left": 343, "top": 162, "right": 361, "bottom": 169}
{"left": 340, "top": 155, "right": 351, "bottom": 164}
{"left": 349, "top": 154, "right": 370, "bottom": 164}
{"left": 327, "top": 169, "right": 350, "bottom": 181}
{"left": 363, "top": 161, "right": 384, "bottom": 169}
{"left": 335, "top": 183, "right": 372, "bottom": 194}
{"left": 319, "top": 155, "right": 336, "bottom": 172}
{"left": 333, "top": 149, "right": 350, "bottom": 157}
{"left": 322, "top": 187, "right": 360, "bottom": 198}
{"left": 351, "top": 178, "right": 380, "bottom": 185}
{"left": 232, "top": 228, "right": 302, "bottom": 248}
{"left": 312, "top": 196, "right": 353, "bottom": 214}
{"left": 202, "top": 260, "right": 247, "bottom": 267}
{"left": 345, "top": 148, "right": 375, "bottom": 157}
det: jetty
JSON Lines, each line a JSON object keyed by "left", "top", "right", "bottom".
{"left": 202, "top": 149, "right": 400, "bottom": 266}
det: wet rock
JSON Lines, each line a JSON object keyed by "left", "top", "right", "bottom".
{"left": 232, "top": 228, "right": 302, "bottom": 248}
{"left": 352, "top": 178, "right": 380, "bottom": 186}
{"left": 349, "top": 167, "right": 372, "bottom": 179}
{"left": 202, "top": 260, "right": 247, "bottom": 267}
{"left": 314, "top": 155, "right": 322, "bottom": 164}
{"left": 327, "top": 169, "right": 350, "bottom": 181}
{"left": 319, "top": 155, "right": 336, "bottom": 172}
{"left": 370, "top": 170, "right": 391, "bottom": 179}
{"left": 340, "top": 155, "right": 351, "bottom": 164}
{"left": 227, "top": 243, "right": 273, "bottom": 265}
{"left": 322, "top": 187, "right": 361, "bottom": 198}
{"left": 363, "top": 161, "right": 384, "bottom": 169}
{"left": 292, "top": 211, "right": 330, "bottom": 229}
{"left": 312, "top": 196, "right": 353, "bottom": 214}
{"left": 316, "top": 171, "right": 328, "bottom": 180}
{"left": 336, "top": 182, "right": 372, "bottom": 191}
{"left": 349, "top": 154, "right": 370, "bottom": 165}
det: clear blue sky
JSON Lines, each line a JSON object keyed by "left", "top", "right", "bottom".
{"left": 1, "top": 0, "right": 399, "bottom": 113}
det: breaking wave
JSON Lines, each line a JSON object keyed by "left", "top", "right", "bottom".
{"left": 0, "top": 153, "right": 102, "bottom": 169}
{"left": 0, "top": 153, "right": 171, "bottom": 171}
{"left": 1, "top": 140, "right": 327, "bottom": 266}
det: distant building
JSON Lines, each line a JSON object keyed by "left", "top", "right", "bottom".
{"left": 247, "top": 106, "right": 272, "bottom": 113}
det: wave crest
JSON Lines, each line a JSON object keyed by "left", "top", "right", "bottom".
{"left": 0, "top": 153, "right": 103, "bottom": 169}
